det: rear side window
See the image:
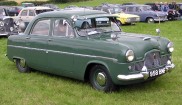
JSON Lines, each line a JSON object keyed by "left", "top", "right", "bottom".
{"left": 29, "top": 10, "right": 35, "bottom": 16}
{"left": 20, "top": 10, "right": 28, "bottom": 16}
{"left": 31, "top": 19, "right": 50, "bottom": 36}
{"left": 53, "top": 19, "right": 74, "bottom": 37}
{"left": 128, "top": 7, "right": 134, "bottom": 12}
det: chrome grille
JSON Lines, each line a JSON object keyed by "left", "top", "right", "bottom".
{"left": 145, "top": 52, "right": 161, "bottom": 69}
{"left": 131, "top": 51, "right": 170, "bottom": 71}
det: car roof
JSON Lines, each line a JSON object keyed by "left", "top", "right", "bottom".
{"left": 121, "top": 4, "right": 149, "bottom": 7}
{"left": 36, "top": 10, "right": 108, "bottom": 19}
{"left": 21, "top": 6, "right": 52, "bottom": 10}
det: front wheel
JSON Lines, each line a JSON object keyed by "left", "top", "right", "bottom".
{"left": 168, "top": 16, "right": 174, "bottom": 21}
{"left": 89, "top": 65, "right": 116, "bottom": 92}
{"left": 16, "top": 59, "right": 30, "bottom": 73}
{"left": 146, "top": 18, "right": 154, "bottom": 23}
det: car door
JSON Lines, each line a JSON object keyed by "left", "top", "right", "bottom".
{"left": 133, "top": 7, "right": 144, "bottom": 21}
{"left": 26, "top": 19, "right": 50, "bottom": 71}
{"left": 46, "top": 18, "right": 75, "bottom": 76}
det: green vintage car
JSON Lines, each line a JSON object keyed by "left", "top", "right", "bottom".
{"left": 7, "top": 10, "right": 175, "bottom": 92}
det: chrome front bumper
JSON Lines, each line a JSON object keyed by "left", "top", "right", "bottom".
{"left": 117, "top": 63, "right": 175, "bottom": 81}
{"left": 154, "top": 17, "right": 168, "bottom": 21}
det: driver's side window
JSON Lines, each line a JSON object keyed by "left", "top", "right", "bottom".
{"left": 52, "top": 19, "right": 74, "bottom": 37}
{"left": 31, "top": 19, "right": 50, "bottom": 35}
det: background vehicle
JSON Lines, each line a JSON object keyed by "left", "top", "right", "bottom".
{"left": 15, "top": 6, "right": 53, "bottom": 32}
{"left": 94, "top": 4, "right": 140, "bottom": 25}
{"left": 145, "top": 3, "right": 180, "bottom": 20}
{"left": 121, "top": 5, "right": 168, "bottom": 23}
{"left": 0, "top": 7, "right": 18, "bottom": 36}
{"left": 21, "top": 3, "right": 35, "bottom": 7}
{"left": 6, "top": 6, "right": 23, "bottom": 17}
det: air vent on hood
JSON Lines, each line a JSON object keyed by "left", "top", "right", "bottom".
{"left": 143, "top": 37, "right": 151, "bottom": 41}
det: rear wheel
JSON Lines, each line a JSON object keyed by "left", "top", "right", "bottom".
{"left": 146, "top": 18, "right": 154, "bottom": 23}
{"left": 16, "top": 59, "right": 30, "bottom": 73}
{"left": 89, "top": 65, "right": 116, "bottom": 92}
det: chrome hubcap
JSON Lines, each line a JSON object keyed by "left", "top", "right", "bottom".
{"left": 148, "top": 19, "right": 154, "bottom": 23}
{"left": 96, "top": 72, "right": 106, "bottom": 86}
{"left": 20, "top": 59, "right": 26, "bottom": 68}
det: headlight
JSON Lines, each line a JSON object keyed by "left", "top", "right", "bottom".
{"left": 126, "top": 18, "right": 131, "bottom": 22}
{"left": 125, "top": 50, "right": 134, "bottom": 62}
{"left": 10, "top": 27, "right": 14, "bottom": 31}
{"left": 0, "top": 21, "right": 4, "bottom": 26}
{"left": 167, "top": 42, "right": 174, "bottom": 53}
{"left": 136, "top": 17, "right": 140, "bottom": 21}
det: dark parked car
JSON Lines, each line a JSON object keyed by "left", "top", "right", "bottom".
{"left": 121, "top": 5, "right": 168, "bottom": 23}
{"left": 7, "top": 6, "right": 23, "bottom": 16}
{"left": 7, "top": 10, "right": 175, "bottom": 92}
{"left": 122, "top": 2, "right": 137, "bottom": 5}
{"left": 0, "top": 7, "right": 18, "bottom": 36}
{"left": 145, "top": 3, "right": 180, "bottom": 20}
{"left": 177, "top": 3, "right": 182, "bottom": 16}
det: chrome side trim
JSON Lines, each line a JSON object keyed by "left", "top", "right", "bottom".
{"left": 0, "top": 33, "right": 8, "bottom": 36}
{"left": 8, "top": 45, "right": 118, "bottom": 62}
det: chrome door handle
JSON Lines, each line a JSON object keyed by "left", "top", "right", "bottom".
{"left": 48, "top": 39, "right": 52, "bottom": 41}
{"left": 26, "top": 37, "right": 30, "bottom": 39}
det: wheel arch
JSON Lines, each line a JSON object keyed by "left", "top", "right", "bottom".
{"left": 84, "top": 60, "right": 109, "bottom": 82}
{"left": 12, "top": 56, "right": 26, "bottom": 62}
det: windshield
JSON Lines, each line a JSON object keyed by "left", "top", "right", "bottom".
{"left": 75, "top": 17, "right": 121, "bottom": 36}
{"left": 110, "top": 8, "right": 124, "bottom": 14}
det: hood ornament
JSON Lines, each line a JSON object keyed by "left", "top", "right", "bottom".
{"left": 143, "top": 37, "right": 151, "bottom": 41}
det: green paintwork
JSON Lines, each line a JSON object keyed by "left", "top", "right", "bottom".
{"left": 7, "top": 10, "right": 173, "bottom": 85}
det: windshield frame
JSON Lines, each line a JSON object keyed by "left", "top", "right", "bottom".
{"left": 74, "top": 16, "right": 122, "bottom": 37}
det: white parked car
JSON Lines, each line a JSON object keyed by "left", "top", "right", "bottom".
{"left": 15, "top": 6, "right": 53, "bottom": 32}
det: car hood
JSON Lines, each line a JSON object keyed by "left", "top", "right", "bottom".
{"left": 114, "top": 13, "right": 139, "bottom": 18}
{"left": 90, "top": 32, "right": 169, "bottom": 60}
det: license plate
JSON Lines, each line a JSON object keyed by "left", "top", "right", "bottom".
{"left": 149, "top": 68, "right": 166, "bottom": 77}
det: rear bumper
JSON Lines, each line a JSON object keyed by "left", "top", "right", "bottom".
{"left": 117, "top": 62, "right": 175, "bottom": 81}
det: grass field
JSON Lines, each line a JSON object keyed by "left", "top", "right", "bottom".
{"left": 1, "top": 0, "right": 182, "bottom": 105}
